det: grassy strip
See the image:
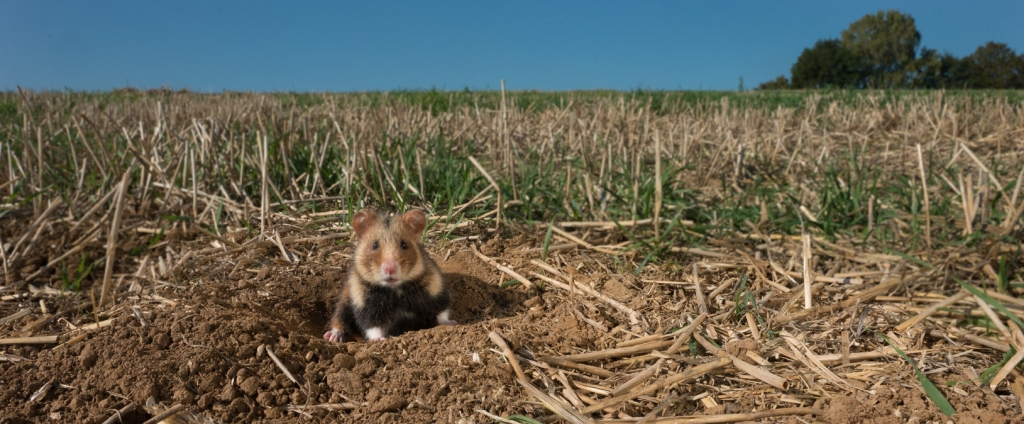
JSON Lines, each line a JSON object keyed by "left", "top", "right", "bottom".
{"left": 26, "top": 88, "right": 1024, "bottom": 115}
{"left": 0, "top": 90, "right": 1021, "bottom": 275}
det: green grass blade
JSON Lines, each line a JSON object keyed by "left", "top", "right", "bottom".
{"left": 877, "top": 332, "right": 956, "bottom": 416}
{"left": 977, "top": 349, "right": 1016, "bottom": 385}
{"left": 506, "top": 415, "right": 543, "bottom": 424}
{"left": 541, "top": 223, "right": 553, "bottom": 262}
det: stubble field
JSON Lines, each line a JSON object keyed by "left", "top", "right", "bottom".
{"left": 1, "top": 89, "right": 1023, "bottom": 423}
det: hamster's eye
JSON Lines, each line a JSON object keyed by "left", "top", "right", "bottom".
{"left": 372, "top": 241, "right": 379, "bottom": 250}
{"left": 400, "top": 240, "right": 408, "bottom": 250}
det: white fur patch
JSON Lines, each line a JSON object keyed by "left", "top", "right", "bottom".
{"left": 437, "top": 309, "right": 456, "bottom": 325}
{"left": 365, "top": 327, "right": 385, "bottom": 341}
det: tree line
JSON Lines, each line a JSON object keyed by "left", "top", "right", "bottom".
{"left": 758, "top": 10, "right": 1024, "bottom": 90}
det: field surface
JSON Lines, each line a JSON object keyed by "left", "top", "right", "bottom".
{"left": 1, "top": 89, "right": 1023, "bottom": 423}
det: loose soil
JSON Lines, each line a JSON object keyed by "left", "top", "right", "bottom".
{"left": 0, "top": 211, "right": 1020, "bottom": 423}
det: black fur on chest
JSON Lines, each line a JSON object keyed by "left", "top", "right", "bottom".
{"left": 344, "top": 278, "right": 451, "bottom": 338}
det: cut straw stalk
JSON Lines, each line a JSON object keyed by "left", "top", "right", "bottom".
{"left": 475, "top": 410, "right": 521, "bottom": 424}
{"left": 470, "top": 244, "right": 534, "bottom": 289}
{"left": 580, "top": 357, "right": 731, "bottom": 414}
{"left": 0, "top": 308, "right": 31, "bottom": 326}
{"left": 521, "top": 242, "right": 576, "bottom": 254}
{"left": 543, "top": 217, "right": 683, "bottom": 229}
{"left": 22, "top": 302, "right": 91, "bottom": 333}
{"left": 195, "top": 225, "right": 239, "bottom": 248}
{"left": 988, "top": 324, "right": 1024, "bottom": 390}
{"left": 896, "top": 290, "right": 971, "bottom": 333}
{"left": 272, "top": 231, "right": 296, "bottom": 264}
{"left": 536, "top": 355, "right": 616, "bottom": 378}
{"left": 468, "top": 155, "right": 502, "bottom": 230}
{"left": 518, "top": 378, "right": 589, "bottom": 424}
{"left": 779, "top": 331, "right": 856, "bottom": 390}
{"left": 66, "top": 187, "right": 118, "bottom": 237}
{"left": 549, "top": 225, "right": 621, "bottom": 255}
{"left": 0, "top": 335, "right": 59, "bottom": 345}
{"left": 553, "top": 339, "right": 676, "bottom": 363}
{"left": 495, "top": 334, "right": 592, "bottom": 424}
{"left": 617, "top": 313, "right": 705, "bottom": 350}
{"left": 260, "top": 133, "right": 269, "bottom": 237}
{"left": 653, "top": 129, "right": 662, "bottom": 237}
{"left": 265, "top": 345, "right": 307, "bottom": 395}
{"left": 774, "top": 274, "right": 905, "bottom": 325}
{"left": 597, "top": 407, "right": 825, "bottom": 423}
{"left": 100, "top": 402, "right": 137, "bottom": 424}
{"left": 198, "top": 233, "right": 349, "bottom": 263}
{"left": 960, "top": 142, "right": 1013, "bottom": 214}
{"left": 973, "top": 295, "right": 1012, "bottom": 339}
{"left": 802, "top": 232, "right": 812, "bottom": 309}
{"left": 21, "top": 242, "right": 90, "bottom": 284}
{"left": 634, "top": 394, "right": 680, "bottom": 424}
{"left": 488, "top": 331, "right": 527, "bottom": 382}
{"left": 929, "top": 330, "right": 1009, "bottom": 352}
{"left": 608, "top": 358, "right": 663, "bottom": 397}
{"left": 668, "top": 246, "right": 730, "bottom": 259}
{"left": 76, "top": 318, "right": 115, "bottom": 332}
{"left": 141, "top": 404, "right": 184, "bottom": 424}
{"left": 694, "top": 334, "right": 788, "bottom": 390}
{"left": 693, "top": 263, "right": 707, "bottom": 316}
{"left": 916, "top": 144, "right": 932, "bottom": 249}
{"left": 666, "top": 313, "right": 706, "bottom": 354}
{"left": 530, "top": 259, "right": 640, "bottom": 323}
{"left": 5, "top": 198, "right": 62, "bottom": 264}
{"left": 0, "top": 228, "right": 7, "bottom": 276}
{"left": 1004, "top": 164, "right": 1024, "bottom": 228}
{"left": 150, "top": 182, "right": 246, "bottom": 215}
{"left": 552, "top": 371, "right": 586, "bottom": 411}
{"left": 100, "top": 169, "right": 131, "bottom": 308}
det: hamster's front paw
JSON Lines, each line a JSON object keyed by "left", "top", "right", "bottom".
{"left": 323, "top": 329, "right": 344, "bottom": 343}
{"left": 440, "top": 319, "right": 458, "bottom": 325}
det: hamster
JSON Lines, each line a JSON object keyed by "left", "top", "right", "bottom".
{"left": 323, "top": 209, "right": 456, "bottom": 342}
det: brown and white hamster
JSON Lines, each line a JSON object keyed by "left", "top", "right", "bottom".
{"left": 323, "top": 209, "right": 456, "bottom": 342}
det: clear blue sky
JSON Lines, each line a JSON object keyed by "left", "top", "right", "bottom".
{"left": 2, "top": 1, "right": 1022, "bottom": 92}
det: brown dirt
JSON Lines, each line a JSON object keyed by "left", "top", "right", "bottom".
{"left": 1, "top": 211, "right": 1021, "bottom": 423}
{"left": 820, "top": 381, "right": 1013, "bottom": 424}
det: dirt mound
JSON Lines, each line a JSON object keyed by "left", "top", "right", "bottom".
{"left": 0, "top": 220, "right": 557, "bottom": 423}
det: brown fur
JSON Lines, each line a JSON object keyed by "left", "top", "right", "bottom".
{"left": 351, "top": 209, "right": 429, "bottom": 286}
{"left": 327, "top": 209, "right": 446, "bottom": 337}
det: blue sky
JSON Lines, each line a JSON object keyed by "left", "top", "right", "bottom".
{"left": 2, "top": 1, "right": 1022, "bottom": 92}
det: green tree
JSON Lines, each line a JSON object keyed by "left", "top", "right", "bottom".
{"left": 909, "top": 49, "right": 968, "bottom": 88}
{"left": 962, "top": 42, "right": 1024, "bottom": 88}
{"left": 790, "top": 39, "right": 868, "bottom": 88}
{"left": 756, "top": 75, "right": 790, "bottom": 90}
{"left": 841, "top": 10, "right": 921, "bottom": 88}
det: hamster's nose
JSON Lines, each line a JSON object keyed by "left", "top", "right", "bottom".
{"left": 381, "top": 260, "right": 398, "bottom": 276}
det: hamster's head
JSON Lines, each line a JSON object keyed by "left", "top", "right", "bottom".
{"left": 351, "top": 209, "right": 428, "bottom": 287}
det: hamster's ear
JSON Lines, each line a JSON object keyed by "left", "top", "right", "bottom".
{"left": 352, "top": 210, "right": 377, "bottom": 237}
{"left": 401, "top": 209, "right": 427, "bottom": 236}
